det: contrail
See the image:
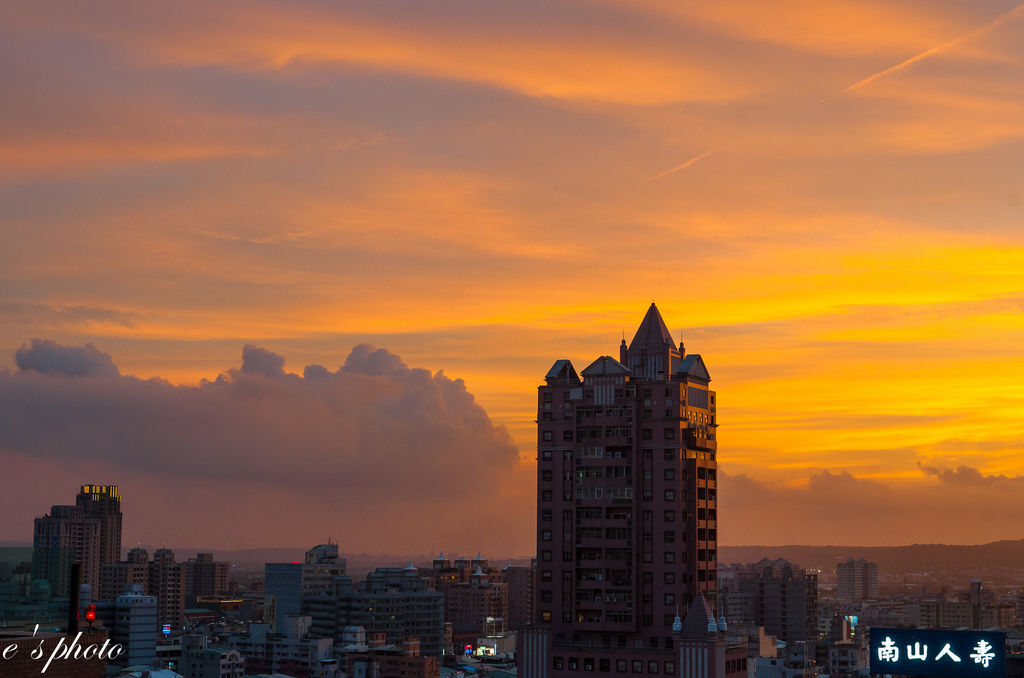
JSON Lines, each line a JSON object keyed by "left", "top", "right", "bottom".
{"left": 646, "top": 148, "right": 715, "bottom": 182}
{"left": 824, "top": 1, "right": 1024, "bottom": 101}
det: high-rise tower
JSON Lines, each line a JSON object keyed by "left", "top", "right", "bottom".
{"left": 524, "top": 303, "right": 719, "bottom": 676}
{"left": 76, "top": 484, "right": 123, "bottom": 566}
{"left": 33, "top": 485, "right": 122, "bottom": 597}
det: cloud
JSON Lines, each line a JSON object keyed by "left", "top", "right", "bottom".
{"left": 719, "top": 465, "right": 1024, "bottom": 545}
{"left": 240, "top": 343, "right": 287, "bottom": 378}
{"left": 14, "top": 338, "right": 120, "bottom": 377}
{"left": 0, "top": 341, "right": 525, "bottom": 552}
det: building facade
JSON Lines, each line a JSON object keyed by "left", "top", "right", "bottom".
{"left": 836, "top": 558, "right": 877, "bottom": 602}
{"left": 719, "top": 559, "right": 818, "bottom": 644}
{"left": 76, "top": 485, "right": 122, "bottom": 567}
{"left": 524, "top": 303, "right": 720, "bottom": 675}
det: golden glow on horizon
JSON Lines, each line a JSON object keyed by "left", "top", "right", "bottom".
{"left": 2, "top": 0, "right": 1024, "bottom": 547}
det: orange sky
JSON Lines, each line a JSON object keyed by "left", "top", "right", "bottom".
{"left": 1, "top": 0, "right": 1024, "bottom": 553}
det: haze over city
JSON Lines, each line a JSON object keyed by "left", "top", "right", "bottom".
{"left": 2, "top": 0, "right": 1024, "bottom": 554}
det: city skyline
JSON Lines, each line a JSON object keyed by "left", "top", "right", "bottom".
{"left": 2, "top": 0, "right": 1024, "bottom": 552}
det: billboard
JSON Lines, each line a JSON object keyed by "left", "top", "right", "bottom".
{"left": 869, "top": 628, "right": 1005, "bottom": 677}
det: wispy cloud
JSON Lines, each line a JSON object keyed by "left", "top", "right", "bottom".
{"left": 825, "top": 2, "right": 1024, "bottom": 100}
{"left": 645, "top": 148, "right": 716, "bottom": 182}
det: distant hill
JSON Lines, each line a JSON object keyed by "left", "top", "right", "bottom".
{"left": 164, "top": 548, "right": 535, "bottom": 575}
{"left": 8, "top": 538, "right": 1024, "bottom": 577}
{"left": 719, "top": 539, "right": 1024, "bottom": 575}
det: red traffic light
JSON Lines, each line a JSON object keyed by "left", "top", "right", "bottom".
{"left": 85, "top": 604, "right": 96, "bottom": 621}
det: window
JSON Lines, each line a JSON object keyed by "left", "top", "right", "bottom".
{"left": 664, "top": 450, "right": 674, "bottom": 461}
{"left": 664, "top": 490, "right": 675, "bottom": 501}
{"left": 542, "top": 530, "right": 552, "bottom": 541}
{"left": 541, "top": 570, "right": 552, "bottom": 582}
{"left": 569, "top": 657, "right": 578, "bottom": 670}
{"left": 542, "top": 550, "right": 552, "bottom": 561}
{"left": 663, "top": 531, "right": 674, "bottom": 543}
{"left": 664, "top": 572, "right": 675, "bottom": 585}
{"left": 542, "top": 509, "right": 552, "bottom": 522}
{"left": 648, "top": 661, "right": 660, "bottom": 673}
{"left": 663, "top": 428, "right": 675, "bottom": 440}
{"left": 664, "top": 469, "right": 675, "bottom": 480}
{"left": 664, "top": 593, "right": 675, "bottom": 605}
{"left": 664, "top": 552, "right": 675, "bottom": 563}
{"left": 633, "top": 661, "right": 643, "bottom": 673}
{"left": 563, "top": 430, "right": 574, "bottom": 441}
{"left": 543, "top": 431, "right": 553, "bottom": 441}
{"left": 553, "top": 656, "right": 563, "bottom": 670}
{"left": 600, "top": 658, "right": 610, "bottom": 672}
{"left": 542, "top": 490, "right": 552, "bottom": 501}
{"left": 542, "top": 450, "right": 552, "bottom": 461}
{"left": 642, "top": 429, "right": 653, "bottom": 441}
{"left": 664, "top": 510, "right": 675, "bottom": 522}
{"left": 542, "top": 470, "right": 552, "bottom": 481}
{"left": 542, "top": 590, "right": 552, "bottom": 602}
{"left": 664, "top": 662, "right": 675, "bottom": 674}
{"left": 542, "top": 611, "right": 552, "bottom": 622}
{"left": 617, "top": 660, "right": 627, "bottom": 672}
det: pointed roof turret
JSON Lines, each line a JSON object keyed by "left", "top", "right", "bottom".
{"left": 629, "top": 302, "right": 676, "bottom": 352}
{"left": 681, "top": 593, "right": 716, "bottom": 636}
{"left": 581, "top": 356, "right": 630, "bottom": 377}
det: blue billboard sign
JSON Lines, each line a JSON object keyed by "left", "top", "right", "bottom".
{"left": 869, "top": 628, "right": 1005, "bottom": 677}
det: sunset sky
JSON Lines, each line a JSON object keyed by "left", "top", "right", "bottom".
{"left": 2, "top": 0, "right": 1024, "bottom": 555}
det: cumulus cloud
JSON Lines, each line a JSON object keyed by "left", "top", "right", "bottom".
{"left": 0, "top": 341, "right": 525, "bottom": 552}
{"left": 14, "top": 338, "right": 120, "bottom": 377}
{"left": 719, "top": 465, "right": 1024, "bottom": 546}
{"left": 240, "top": 343, "right": 287, "bottom": 378}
